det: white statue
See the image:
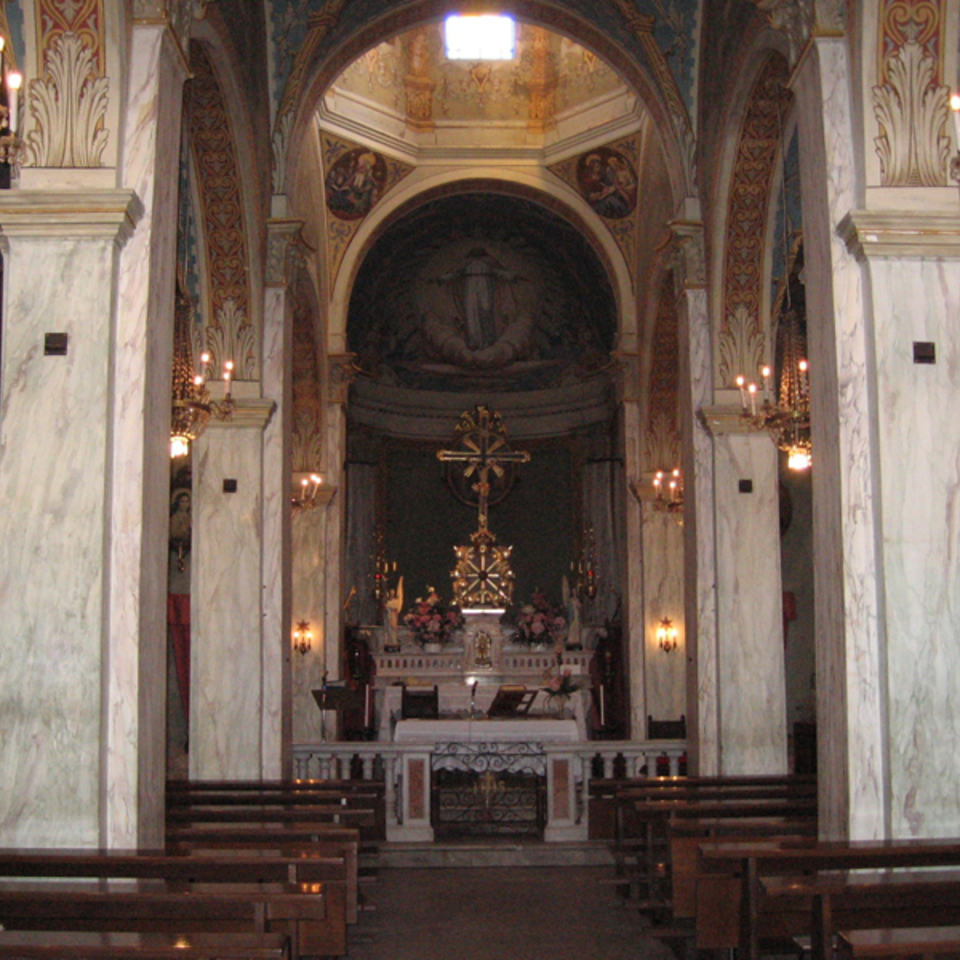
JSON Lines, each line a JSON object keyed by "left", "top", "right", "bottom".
{"left": 562, "top": 574, "right": 582, "bottom": 649}
{"left": 383, "top": 576, "right": 404, "bottom": 650}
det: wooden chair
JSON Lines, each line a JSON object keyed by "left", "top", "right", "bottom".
{"left": 401, "top": 684, "right": 438, "bottom": 719}
{"left": 647, "top": 715, "right": 687, "bottom": 739}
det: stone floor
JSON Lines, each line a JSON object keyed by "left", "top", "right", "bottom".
{"left": 348, "top": 865, "right": 679, "bottom": 960}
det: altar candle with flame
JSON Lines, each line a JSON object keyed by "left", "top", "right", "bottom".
{"left": 736, "top": 374, "right": 747, "bottom": 410}
{"left": 951, "top": 93, "right": 960, "bottom": 150}
{"left": 761, "top": 365, "right": 772, "bottom": 403}
{"left": 0, "top": 37, "right": 5, "bottom": 92}
{"left": 748, "top": 381, "right": 758, "bottom": 417}
{"left": 799, "top": 359, "right": 809, "bottom": 398}
{"left": 7, "top": 71, "right": 21, "bottom": 134}
{"left": 223, "top": 359, "right": 234, "bottom": 399}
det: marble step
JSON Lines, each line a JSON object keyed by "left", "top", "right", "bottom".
{"left": 371, "top": 840, "right": 614, "bottom": 869}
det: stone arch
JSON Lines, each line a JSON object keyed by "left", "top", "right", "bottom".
{"left": 327, "top": 171, "right": 637, "bottom": 354}
{"left": 185, "top": 35, "right": 260, "bottom": 380}
{"left": 277, "top": 2, "right": 694, "bottom": 218}
{"left": 715, "top": 48, "right": 793, "bottom": 389}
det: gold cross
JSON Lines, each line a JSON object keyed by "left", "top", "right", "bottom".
{"left": 437, "top": 405, "right": 530, "bottom": 532}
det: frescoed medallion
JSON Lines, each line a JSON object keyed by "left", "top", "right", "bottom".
{"left": 325, "top": 148, "right": 388, "bottom": 220}
{"left": 575, "top": 147, "right": 637, "bottom": 219}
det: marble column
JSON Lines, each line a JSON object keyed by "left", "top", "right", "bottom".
{"left": 321, "top": 359, "right": 353, "bottom": 692}
{"left": 113, "top": 20, "right": 189, "bottom": 847}
{"left": 709, "top": 427, "right": 787, "bottom": 773}
{"left": 641, "top": 503, "right": 685, "bottom": 722}
{"left": 618, "top": 360, "right": 646, "bottom": 739}
{"left": 792, "top": 38, "right": 885, "bottom": 839}
{"left": 671, "top": 222, "right": 718, "bottom": 775}
{"left": 261, "top": 220, "right": 301, "bottom": 777}
{"left": 191, "top": 400, "right": 275, "bottom": 779}
{"left": 292, "top": 483, "right": 338, "bottom": 743}
{"left": 840, "top": 216, "right": 960, "bottom": 838}
{"left": 0, "top": 191, "right": 142, "bottom": 846}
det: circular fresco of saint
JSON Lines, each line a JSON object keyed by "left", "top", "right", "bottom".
{"left": 576, "top": 147, "right": 637, "bottom": 220}
{"left": 325, "top": 148, "right": 388, "bottom": 220}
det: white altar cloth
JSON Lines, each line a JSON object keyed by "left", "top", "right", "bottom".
{"left": 379, "top": 685, "right": 590, "bottom": 740}
{"left": 393, "top": 717, "right": 579, "bottom": 743}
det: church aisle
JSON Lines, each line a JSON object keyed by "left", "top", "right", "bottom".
{"left": 348, "top": 865, "right": 677, "bottom": 960}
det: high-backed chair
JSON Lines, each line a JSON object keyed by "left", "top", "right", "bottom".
{"left": 401, "top": 684, "right": 439, "bottom": 719}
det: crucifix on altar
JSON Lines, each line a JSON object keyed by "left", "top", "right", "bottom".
{"left": 437, "top": 405, "right": 530, "bottom": 676}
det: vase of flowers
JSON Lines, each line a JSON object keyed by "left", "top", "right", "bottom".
{"left": 542, "top": 667, "right": 586, "bottom": 717}
{"left": 513, "top": 590, "right": 566, "bottom": 647}
{"left": 403, "top": 586, "right": 464, "bottom": 649}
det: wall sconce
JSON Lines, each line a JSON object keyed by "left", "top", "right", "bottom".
{"left": 291, "top": 473, "right": 324, "bottom": 510}
{"left": 293, "top": 620, "right": 313, "bottom": 656}
{"left": 656, "top": 617, "right": 679, "bottom": 653}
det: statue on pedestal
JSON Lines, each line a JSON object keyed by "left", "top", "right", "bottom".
{"left": 383, "top": 576, "right": 403, "bottom": 651}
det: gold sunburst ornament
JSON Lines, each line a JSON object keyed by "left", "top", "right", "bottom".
{"left": 439, "top": 406, "right": 529, "bottom": 610}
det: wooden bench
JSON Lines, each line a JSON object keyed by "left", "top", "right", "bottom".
{"left": 0, "top": 879, "right": 329, "bottom": 960}
{"left": 837, "top": 926, "right": 960, "bottom": 960}
{"left": 0, "top": 847, "right": 349, "bottom": 950}
{"left": 0, "top": 930, "right": 291, "bottom": 960}
{"left": 165, "top": 829, "right": 362, "bottom": 925}
{"left": 697, "top": 838, "right": 960, "bottom": 960}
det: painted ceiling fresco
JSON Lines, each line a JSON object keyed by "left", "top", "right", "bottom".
{"left": 330, "top": 22, "right": 625, "bottom": 124}
{"left": 348, "top": 192, "right": 617, "bottom": 392}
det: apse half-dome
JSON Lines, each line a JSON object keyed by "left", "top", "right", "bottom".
{"left": 347, "top": 192, "right": 617, "bottom": 394}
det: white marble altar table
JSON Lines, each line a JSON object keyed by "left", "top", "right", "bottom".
{"left": 393, "top": 717, "right": 579, "bottom": 743}
{"left": 379, "top": 685, "right": 589, "bottom": 740}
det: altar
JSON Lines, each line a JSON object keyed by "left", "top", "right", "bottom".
{"left": 390, "top": 715, "right": 585, "bottom": 842}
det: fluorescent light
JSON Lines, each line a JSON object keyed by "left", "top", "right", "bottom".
{"left": 444, "top": 15, "right": 516, "bottom": 60}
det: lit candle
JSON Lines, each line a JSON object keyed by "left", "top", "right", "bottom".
{"left": 748, "top": 381, "right": 758, "bottom": 417}
{"left": 761, "top": 365, "right": 772, "bottom": 403}
{"left": 799, "top": 359, "right": 809, "bottom": 398}
{"left": 0, "top": 37, "right": 5, "bottom": 93}
{"left": 735, "top": 374, "right": 747, "bottom": 410}
{"left": 223, "top": 359, "right": 234, "bottom": 399}
{"left": 198, "top": 350, "right": 210, "bottom": 380}
{"left": 7, "top": 71, "right": 21, "bottom": 134}
{"left": 653, "top": 470, "right": 663, "bottom": 501}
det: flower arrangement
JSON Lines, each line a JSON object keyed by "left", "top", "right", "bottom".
{"left": 403, "top": 586, "right": 464, "bottom": 646}
{"left": 513, "top": 590, "right": 566, "bottom": 645}
{"left": 542, "top": 666, "right": 587, "bottom": 699}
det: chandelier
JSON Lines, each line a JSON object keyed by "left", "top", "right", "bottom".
{"left": 736, "top": 308, "right": 811, "bottom": 471}
{"left": 170, "top": 282, "right": 235, "bottom": 458}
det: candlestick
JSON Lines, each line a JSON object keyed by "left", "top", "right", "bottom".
{"left": 736, "top": 374, "right": 747, "bottom": 410}
{"left": 7, "top": 72, "right": 20, "bottom": 134}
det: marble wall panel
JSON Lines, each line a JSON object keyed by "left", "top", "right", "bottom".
{"left": 0, "top": 233, "right": 118, "bottom": 845}
{"left": 642, "top": 507, "right": 686, "bottom": 722}
{"left": 714, "top": 434, "right": 787, "bottom": 774}
{"left": 679, "top": 286, "right": 718, "bottom": 774}
{"left": 870, "top": 255, "right": 960, "bottom": 837}
{"left": 292, "top": 506, "right": 328, "bottom": 743}
{"left": 110, "top": 22, "right": 187, "bottom": 849}
{"left": 621, "top": 400, "right": 646, "bottom": 738}
{"left": 260, "top": 286, "right": 291, "bottom": 778}
{"left": 191, "top": 422, "right": 266, "bottom": 779}
{"left": 794, "top": 38, "right": 886, "bottom": 840}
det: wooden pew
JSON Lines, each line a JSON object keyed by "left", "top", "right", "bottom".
{"left": 837, "top": 926, "right": 960, "bottom": 960}
{"left": 165, "top": 828, "right": 362, "bottom": 925}
{"left": 0, "top": 930, "right": 291, "bottom": 960}
{"left": 166, "top": 788, "right": 383, "bottom": 843}
{"left": 0, "top": 848, "right": 349, "bottom": 950}
{"left": 697, "top": 838, "right": 960, "bottom": 960}
{"left": 0, "top": 879, "right": 330, "bottom": 960}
